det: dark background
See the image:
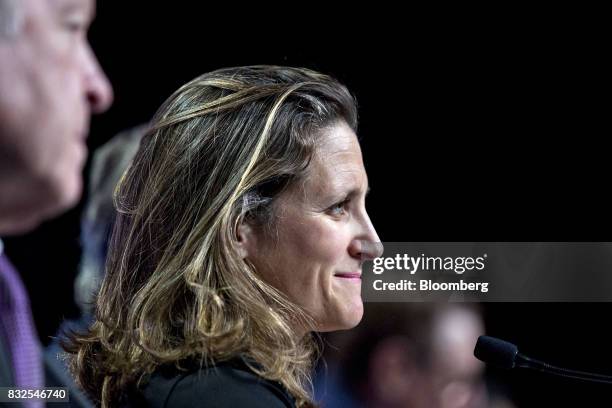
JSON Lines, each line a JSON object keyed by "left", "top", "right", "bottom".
{"left": 3, "top": 4, "right": 611, "bottom": 407}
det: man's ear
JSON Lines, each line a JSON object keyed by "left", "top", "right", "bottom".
{"left": 236, "top": 218, "right": 258, "bottom": 259}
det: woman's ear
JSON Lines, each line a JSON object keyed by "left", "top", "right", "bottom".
{"left": 236, "top": 218, "right": 257, "bottom": 259}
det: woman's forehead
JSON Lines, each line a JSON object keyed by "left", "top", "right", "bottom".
{"left": 314, "top": 123, "right": 363, "bottom": 172}
{"left": 315, "top": 121, "right": 361, "bottom": 157}
{"left": 299, "top": 124, "right": 367, "bottom": 197}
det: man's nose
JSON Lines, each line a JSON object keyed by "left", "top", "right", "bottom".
{"left": 83, "top": 45, "right": 113, "bottom": 113}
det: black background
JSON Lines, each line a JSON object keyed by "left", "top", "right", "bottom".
{"left": 3, "top": 4, "right": 611, "bottom": 407}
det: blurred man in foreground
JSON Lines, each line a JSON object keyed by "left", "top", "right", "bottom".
{"left": 0, "top": 0, "right": 112, "bottom": 400}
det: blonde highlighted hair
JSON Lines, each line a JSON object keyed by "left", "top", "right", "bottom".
{"left": 65, "top": 66, "right": 358, "bottom": 407}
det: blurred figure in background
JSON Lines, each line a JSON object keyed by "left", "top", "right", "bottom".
{"left": 317, "top": 303, "right": 513, "bottom": 408}
{"left": 74, "top": 125, "right": 145, "bottom": 315}
{"left": 45, "top": 125, "right": 144, "bottom": 407}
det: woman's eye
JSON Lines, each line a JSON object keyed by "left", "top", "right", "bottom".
{"left": 329, "top": 199, "right": 350, "bottom": 216}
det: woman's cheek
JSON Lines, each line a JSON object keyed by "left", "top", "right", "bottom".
{"left": 310, "top": 221, "right": 350, "bottom": 263}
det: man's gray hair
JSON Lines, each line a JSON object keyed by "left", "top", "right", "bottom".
{"left": 0, "top": 0, "right": 23, "bottom": 38}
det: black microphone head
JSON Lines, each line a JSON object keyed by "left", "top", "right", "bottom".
{"left": 474, "top": 335, "right": 519, "bottom": 369}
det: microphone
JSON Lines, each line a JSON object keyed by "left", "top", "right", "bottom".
{"left": 474, "top": 335, "right": 612, "bottom": 384}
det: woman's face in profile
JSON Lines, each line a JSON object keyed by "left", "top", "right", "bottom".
{"left": 244, "top": 121, "right": 382, "bottom": 332}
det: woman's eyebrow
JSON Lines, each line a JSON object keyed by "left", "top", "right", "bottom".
{"left": 342, "top": 185, "right": 370, "bottom": 200}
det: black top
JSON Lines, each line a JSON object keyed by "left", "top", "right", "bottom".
{"left": 125, "top": 358, "right": 296, "bottom": 408}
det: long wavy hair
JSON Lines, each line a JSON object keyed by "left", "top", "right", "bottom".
{"left": 64, "top": 66, "right": 358, "bottom": 407}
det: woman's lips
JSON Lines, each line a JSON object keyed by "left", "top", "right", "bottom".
{"left": 334, "top": 273, "right": 361, "bottom": 279}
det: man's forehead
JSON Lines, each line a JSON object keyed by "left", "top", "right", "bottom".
{"left": 49, "top": 0, "right": 94, "bottom": 18}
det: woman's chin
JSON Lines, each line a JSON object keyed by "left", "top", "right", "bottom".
{"left": 317, "top": 299, "right": 364, "bottom": 332}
